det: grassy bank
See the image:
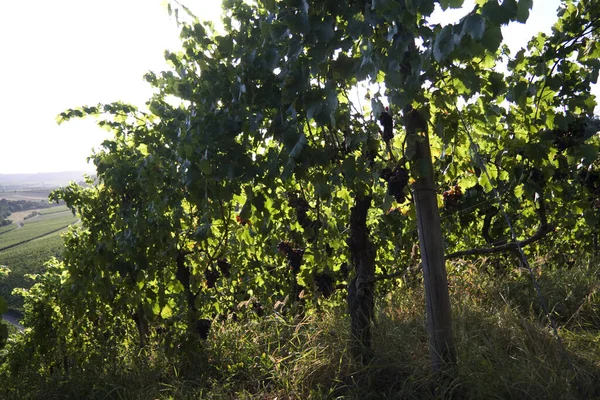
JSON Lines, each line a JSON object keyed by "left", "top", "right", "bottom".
{"left": 1, "top": 258, "right": 599, "bottom": 399}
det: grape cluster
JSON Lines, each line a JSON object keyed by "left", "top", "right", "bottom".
{"left": 553, "top": 119, "right": 586, "bottom": 151}
{"left": 381, "top": 166, "right": 409, "bottom": 203}
{"left": 277, "top": 241, "right": 304, "bottom": 273}
{"left": 314, "top": 272, "right": 335, "bottom": 298}
{"left": 204, "top": 259, "right": 232, "bottom": 288}
{"left": 217, "top": 259, "right": 232, "bottom": 278}
{"left": 205, "top": 269, "right": 220, "bottom": 288}
{"left": 236, "top": 215, "right": 250, "bottom": 225}
{"left": 443, "top": 185, "right": 462, "bottom": 210}
{"left": 339, "top": 262, "right": 350, "bottom": 279}
{"left": 288, "top": 192, "right": 310, "bottom": 226}
{"left": 288, "top": 192, "right": 320, "bottom": 241}
{"left": 379, "top": 109, "right": 394, "bottom": 143}
{"left": 191, "top": 318, "right": 212, "bottom": 340}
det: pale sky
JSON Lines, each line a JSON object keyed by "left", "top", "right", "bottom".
{"left": 0, "top": 0, "right": 221, "bottom": 174}
{"left": 0, "top": 0, "right": 595, "bottom": 174}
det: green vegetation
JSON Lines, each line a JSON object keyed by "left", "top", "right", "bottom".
{"left": 0, "top": 267, "right": 8, "bottom": 351}
{"left": 0, "top": 234, "right": 64, "bottom": 311}
{"left": 1, "top": 0, "right": 600, "bottom": 399}
{"left": 0, "top": 212, "right": 77, "bottom": 251}
{"left": 39, "top": 205, "right": 69, "bottom": 215}
{"left": 0, "top": 198, "right": 54, "bottom": 226}
{"left": 2, "top": 260, "right": 599, "bottom": 399}
{"left": 0, "top": 225, "right": 16, "bottom": 235}
{"left": 0, "top": 208, "right": 77, "bottom": 312}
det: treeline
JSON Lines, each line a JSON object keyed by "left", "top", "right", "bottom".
{"left": 0, "top": 199, "right": 52, "bottom": 226}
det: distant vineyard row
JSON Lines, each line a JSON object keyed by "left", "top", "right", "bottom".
{"left": 0, "top": 212, "right": 77, "bottom": 252}
{"left": 0, "top": 208, "right": 78, "bottom": 311}
{"left": 0, "top": 234, "right": 64, "bottom": 311}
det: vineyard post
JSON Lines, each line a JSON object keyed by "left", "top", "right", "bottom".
{"left": 409, "top": 115, "right": 456, "bottom": 372}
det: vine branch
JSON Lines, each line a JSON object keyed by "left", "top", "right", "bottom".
{"left": 446, "top": 222, "right": 554, "bottom": 259}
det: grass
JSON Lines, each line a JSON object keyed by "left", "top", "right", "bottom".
{"left": 39, "top": 205, "right": 69, "bottom": 215}
{"left": 0, "top": 225, "right": 17, "bottom": 235}
{"left": 0, "top": 211, "right": 77, "bottom": 251}
{"left": 1, "top": 258, "right": 600, "bottom": 399}
{"left": 6, "top": 205, "right": 66, "bottom": 224}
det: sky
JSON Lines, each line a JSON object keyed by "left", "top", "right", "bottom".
{"left": 0, "top": 0, "right": 595, "bottom": 174}
{"left": 0, "top": 0, "right": 220, "bottom": 174}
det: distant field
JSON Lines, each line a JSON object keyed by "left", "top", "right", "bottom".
{"left": 4, "top": 210, "right": 38, "bottom": 223}
{"left": 0, "top": 225, "right": 17, "bottom": 235}
{"left": 6, "top": 205, "right": 68, "bottom": 225}
{"left": 0, "top": 211, "right": 77, "bottom": 252}
{"left": 39, "top": 205, "right": 70, "bottom": 215}
{"left": 0, "top": 234, "right": 64, "bottom": 311}
{"left": 0, "top": 177, "right": 84, "bottom": 313}
{"left": 2, "top": 205, "right": 68, "bottom": 226}
{"left": 0, "top": 189, "right": 53, "bottom": 201}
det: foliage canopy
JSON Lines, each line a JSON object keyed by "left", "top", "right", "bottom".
{"left": 2, "top": 0, "right": 600, "bottom": 391}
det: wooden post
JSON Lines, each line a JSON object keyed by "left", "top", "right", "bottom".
{"left": 408, "top": 110, "right": 456, "bottom": 371}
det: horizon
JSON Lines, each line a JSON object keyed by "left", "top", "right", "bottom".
{"left": 0, "top": 170, "right": 93, "bottom": 176}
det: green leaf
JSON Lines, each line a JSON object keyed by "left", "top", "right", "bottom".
{"left": 482, "top": 0, "right": 516, "bottom": 26}
{"left": 382, "top": 193, "right": 394, "bottom": 212}
{"left": 439, "top": 0, "right": 465, "bottom": 10}
{"left": 316, "top": 21, "right": 335, "bottom": 43}
{"left": 347, "top": 18, "right": 367, "bottom": 40}
{"left": 516, "top": 0, "right": 533, "bottom": 23}
{"left": 462, "top": 14, "right": 486, "bottom": 41}
{"left": 284, "top": 10, "right": 309, "bottom": 34}
{"left": 458, "top": 174, "right": 478, "bottom": 189}
{"left": 575, "top": 144, "right": 599, "bottom": 165}
{"left": 263, "top": 0, "right": 276, "bottom": 11}
{"left": 161, "top": 304, "right": 173, "bottom": 319}
{"left": 198, "top": 159, "right": 213, "bottom": 175}
{"left": 434, "top": 25, "right": 455, "bottom": 63}
{"left": 289, "top": 134, "right": 307, "bottom": 160}
{"left": 488, "top": 71, "right": 507, "bottom": 96}
{"left": 481, "top": 25, "right": 503, "bottom": 52}
{"left": 342, "top": 156, "right": 358, "bottom": 183}
{"left": 553, "top": 114, "right": 568, "bottom": 130}
{"left": 0, "top": 296, "right": 6, "bottom": 315}
{"left": 583, "top": 210, "right": 598, "bottom": 226}
{"left": 306, "top": 101, "right": 321, "bottom": 122}
{"left": 194, "top": 223, "right": 212, "bottom": 241}
{"left": 478, "top": 173, "right": 493, "bottom": 192}
{"left": 513, "top": 184, "right": 524, "bottom": 198}
{"left": 372, "top": 0, "right": 395, "bottom": 11}
{"left": 240, "top": 199, "right": 252, "bottom": 220}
